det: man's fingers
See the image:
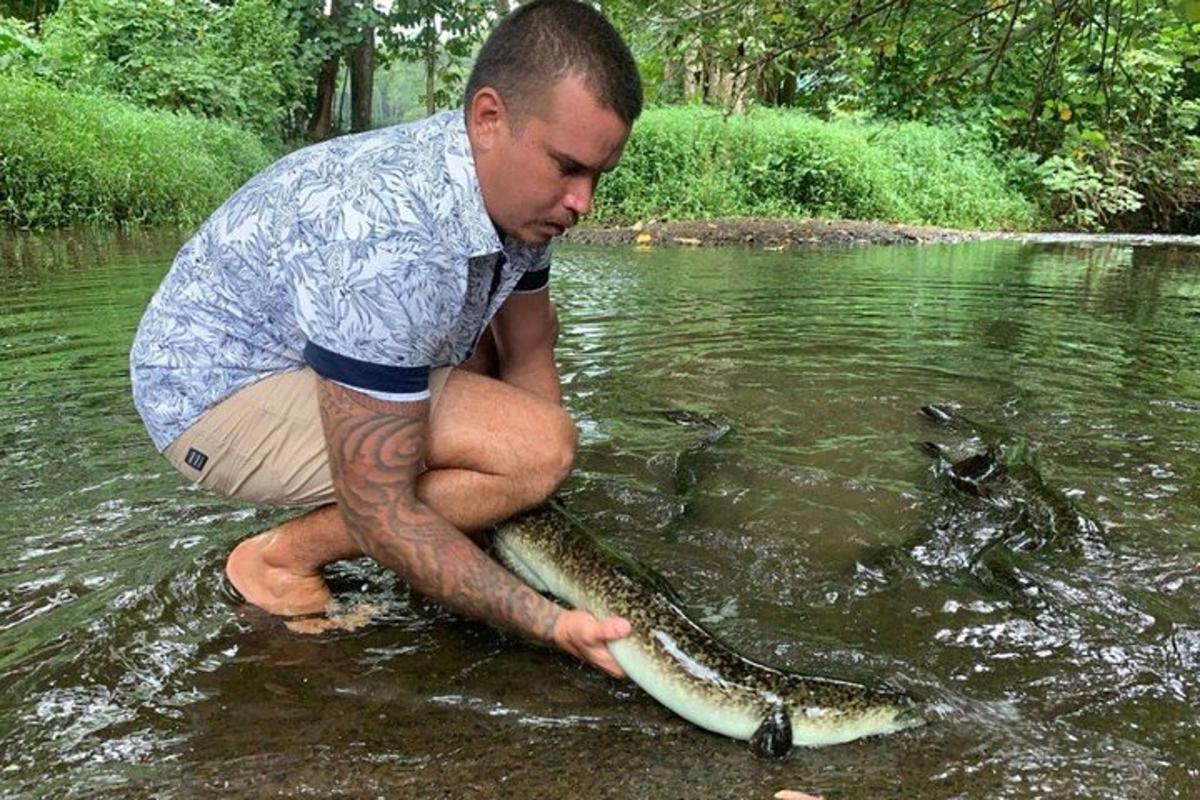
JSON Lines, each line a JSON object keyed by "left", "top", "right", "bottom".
{"left": 598, "top": 661, "right": 624, "bottom": 679}
{"left": 593, "top": 649, "right": 627, "bottom": 679}
{"left": 596, "top": 615, "right": 631, "bottom": 641}
{"left": 775, "top": 791, "right": 824, "bottom": 800}
{"left": 553, "top": 611, "right": 631, "bottom": 678}
{"left": 582, "top": 616, "right": 629, "bottom": 677}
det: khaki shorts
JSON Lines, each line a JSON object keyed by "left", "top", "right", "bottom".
{"left": 163, "top": 366, "right": 451, "bottom": 506}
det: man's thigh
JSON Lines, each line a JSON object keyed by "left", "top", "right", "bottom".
{"left": 425, "top": 369, "right": 573, "bottom": 479}
{"left": 164, "top": 366, "right": 454, "bottom": 506}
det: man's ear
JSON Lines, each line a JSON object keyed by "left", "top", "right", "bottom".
{"left": 468, "top": 87, "right": 508, "bottom": 154}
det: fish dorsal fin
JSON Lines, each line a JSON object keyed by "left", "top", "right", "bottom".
{"left": 750, "top": 706, "right": 792, "bottom": 759}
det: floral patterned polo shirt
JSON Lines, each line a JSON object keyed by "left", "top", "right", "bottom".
{"left": 130, "top": 110, "right": 550, "bottom": 452}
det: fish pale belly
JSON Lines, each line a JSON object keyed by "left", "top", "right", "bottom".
{"left": 787, "top": 703, "right": 922, "bottom": 748}
{"left": 496, "top": 538, "right": 762, "bottom": 739}
{"left": 607, "top": 637, "right": 764, "bottom": 741}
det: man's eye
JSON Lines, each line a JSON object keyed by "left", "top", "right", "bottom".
{"left": 555, "top": 159, "right": 584, "bottom": 177}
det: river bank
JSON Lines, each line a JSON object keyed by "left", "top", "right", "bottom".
{"left": 8, "top": 217, "right": 1199, "bottom": 256}
{"left": 564, "top": 218, "right": 1200, "bottom": 249}
{"left": 564, "top": 218, "right": 979, "bottom": 249}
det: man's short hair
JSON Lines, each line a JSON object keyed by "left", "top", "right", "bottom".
{"left": 463, "top": 0, "right": 643, "bottom": 129}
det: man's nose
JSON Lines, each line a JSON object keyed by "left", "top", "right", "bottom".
{"left": 563, "top": 176, "right": 595, "bottom": 218}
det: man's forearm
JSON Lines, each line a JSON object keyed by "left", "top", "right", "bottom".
{"left": 358, "top": 501, "right": 563, "bottom": 641}
{"left": 500, "top": 354, "right": 562, "bottom": 406}
{"left": 319, "top": 380, "right": 563, "bottom": 642}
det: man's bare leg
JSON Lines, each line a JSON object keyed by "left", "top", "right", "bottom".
{"left": 224, "top": 365, "right": 573, "bottom": 617}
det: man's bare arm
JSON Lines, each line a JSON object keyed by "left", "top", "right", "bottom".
{"left": 317, "top": 376, "right": 630, "bottom": 676}
{"left": 317, "top": 376, "right": 561, "bottom": 640}
{"left": 492, "top": 289, "right": 562, "bottom": 405}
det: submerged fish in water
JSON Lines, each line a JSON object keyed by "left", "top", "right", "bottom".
{"left": 917, "top": 403, "right": 1106, "bottom": 553}
{"left": 494, "top": 504, "right": 923, "bottom": 757}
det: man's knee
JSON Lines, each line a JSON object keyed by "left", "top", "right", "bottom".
{"left": 523, "top": 405, "right": 576, "bottom": 504}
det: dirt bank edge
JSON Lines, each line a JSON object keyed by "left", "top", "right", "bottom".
{"left": 562, "top": 218, "right": 985, "bottom": 249}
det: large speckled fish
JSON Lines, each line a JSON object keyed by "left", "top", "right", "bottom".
{"left": 494, "top": 503, "right": 923, "bottom": 757}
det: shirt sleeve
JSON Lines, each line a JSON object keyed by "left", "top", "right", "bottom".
{"left": 512, "top": 245, "right": 551, "bottom": 294}
{"left": 292, "top": 227, "right": 460, "bottom": 402}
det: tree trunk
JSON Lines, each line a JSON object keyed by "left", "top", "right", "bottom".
{"left": 425, "top": 33, "right": 437, "bottom": 116}
{"left": 350, "top": 24, "right": 375, "bottom": 132}
{"left": 307, "top": 57, "right": 339, "bottom": 141}
{"left": 306, "top": 0, "right": 343, "bottom": 142}
{"left": 682, "top": 47, "right": 700, "bottom": 103}
{"left": 337, "top": 68, "right": 349, "bottom": 130}
{"left": 777, "top": 56, "right": 797, "bottom": 106}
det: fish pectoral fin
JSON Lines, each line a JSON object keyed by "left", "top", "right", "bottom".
{"left": 749, "top": 706, "right": 792, "bottom": 759}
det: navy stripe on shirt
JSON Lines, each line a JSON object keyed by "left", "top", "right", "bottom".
{"left": 513, "top": 266, "right": 550, "bottom": 293}
{"left": 303, "top": 340, "right": 430, "bottom": 394}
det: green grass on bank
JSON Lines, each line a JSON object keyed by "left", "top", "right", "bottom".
{"left": 0, "top": 76, "right": 273, "bottom": 229}
{"left": 0, "top": 82, "right": 1038, "bottom": 232}
{"left": 595, "top": 107, "right": 1039, "bottom": 230}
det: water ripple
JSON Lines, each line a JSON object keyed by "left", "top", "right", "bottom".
{"left": 1, "top": 235, "right": 1198, "bottom": 797}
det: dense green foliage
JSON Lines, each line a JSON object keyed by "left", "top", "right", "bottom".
{"left": 0, "top": 76, "right": 272, "bottom": 228}
{"left": 1, "top": 1, "right": 487, "bottom": 140}
{"left": 594, "top": 107, "right": 1037, "bottom": 229}
{"left": 377, "top": 1, "right": 495, "bottom": 114}
{"left": 605, "top": 0, "right": 1200, "bottom": 231}
{"left": 35, "top": 0, "right": 308, "bottom": 143}
{"left": 0, "top": 15, "right": 42, "bottom": 73}
{"left": 2, "top": 0, "right": 1198, "bottom": 231}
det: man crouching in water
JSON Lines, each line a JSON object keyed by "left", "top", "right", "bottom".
{"left": 130, "top": 0, "right": 640, "bottom": 678}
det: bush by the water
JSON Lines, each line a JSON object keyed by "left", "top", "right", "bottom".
{"left": 0, "top": 77, "right": 272, "bottom": 229}
{"left": 37, "top": 0, "right": 307, "bottom": 144}
{"left": 595, "top": 107, "right": 1039, "bottom": 230}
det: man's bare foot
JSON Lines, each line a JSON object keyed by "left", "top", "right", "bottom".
{"left": 224, "top": 531, "right": 333, "bottom": 618}
{"left": 283, "top": 602, "right": 385, "bottom": 635}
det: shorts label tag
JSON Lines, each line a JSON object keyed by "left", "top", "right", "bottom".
{"left": 184, "top": 448, "right": 209, "bottom": 472}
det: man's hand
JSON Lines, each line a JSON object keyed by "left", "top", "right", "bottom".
{"left": 551, "top": 609, "right": 632, "bottom": 679}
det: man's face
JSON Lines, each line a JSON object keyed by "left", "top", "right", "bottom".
{"left": 469, "top": 74, "right": 630, "bottom": 246}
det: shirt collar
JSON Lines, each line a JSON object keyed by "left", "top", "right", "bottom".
{"left": 441, "top": 111, "right": 503, "bottom": 259}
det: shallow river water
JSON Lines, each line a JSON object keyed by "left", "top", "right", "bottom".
{"left": 1, "top": 231, "right": 1198, "bottom": 799}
